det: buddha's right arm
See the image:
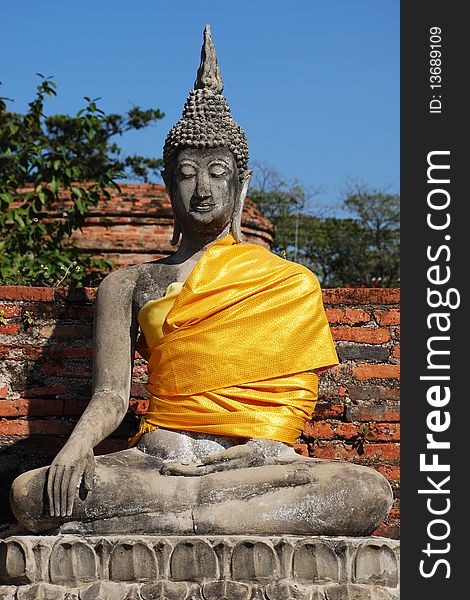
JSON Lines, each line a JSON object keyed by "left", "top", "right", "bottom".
{"left": 47, "top": 268, "right": 138, "bottom": 516}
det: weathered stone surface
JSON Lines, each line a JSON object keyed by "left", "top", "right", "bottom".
{"left": 231, "top": 540, "right": 278, "bottom": 583}
{"left": 0, "top": 586, "right": 17, "bottom": 600}
{"left": 323, "top": 583, "right": 399, "bottom": 600}
{"left": 49, "top": 538, "right": 97, "bottom": 586}
{"left": 0, "top": 535, "right": 399, "bottom": 599}
{"left": 353, "top": 542, "right": 398, "bottom": 587}
{"left": 265, "top": 579, "right": 326, "bottom": 599}
{"left": 79, "top": 581, "right": 129, "bottom": 600}
{"left": 16, "top": 582, "right": 65, "bottom": 600}
{"left": 140, "top": 581, "right": 200, "bottom": 599}
{"left": 109, "top": 541, "right": 158, "bottom": 582}
{"left": 202, "top": 580, "right": 251, "bottom": 600}
{"left": 170, "top": 539, "right": 218, "bottom": 581}
{"left": 0, "top": 537, "right": 35, "bottom": 585}
{"left": 292, "top": 541, "right": 340, "bottom": 584}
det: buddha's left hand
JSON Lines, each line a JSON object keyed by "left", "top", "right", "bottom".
{"left": 160, "top": 439, "right": 297, "bottom": 476}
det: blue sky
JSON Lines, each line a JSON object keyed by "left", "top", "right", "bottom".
{"left": 2, "top": 1, "right": 399, "bottom": 215}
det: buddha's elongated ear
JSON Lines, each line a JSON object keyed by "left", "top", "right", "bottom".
{"left": 163, "top": 169, "right": 181, "bottom": 247}
{"left": 230, "top": 170, "right": 252, "bottom": 243}
{"left": 170, "top": 217, "right": 181, "bottom": 246}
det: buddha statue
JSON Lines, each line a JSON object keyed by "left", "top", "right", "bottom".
{"left": 10, "top": 25, "right": 392, "bottom": 537}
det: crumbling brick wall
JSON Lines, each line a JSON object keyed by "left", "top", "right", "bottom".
{"left": 0, "top": 286, "right": 399, "bottom": 537}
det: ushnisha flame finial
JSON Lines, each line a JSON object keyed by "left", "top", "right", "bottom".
{"left": 163, "top": 25, "right": 249, "bottom": 178}
{"left": 194, "top": 25, "right": 224, "bottom": 94}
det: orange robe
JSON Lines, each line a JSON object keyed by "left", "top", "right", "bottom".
{"left": 130, "top": 235, "right": 338, "bottom": 446}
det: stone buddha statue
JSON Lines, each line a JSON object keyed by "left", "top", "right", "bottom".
{"left": 10, "top": 25, "right": 392, "bottom": 537}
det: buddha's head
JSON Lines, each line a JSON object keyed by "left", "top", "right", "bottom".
{"left": 162, "top": 25, "right": 252, "bottom": 244}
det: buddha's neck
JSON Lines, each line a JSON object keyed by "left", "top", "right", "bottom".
{"left": 172, "top": 226, "right": 230, "bottom": 262}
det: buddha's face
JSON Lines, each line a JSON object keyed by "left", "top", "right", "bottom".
{"left": 170, "top": 147, "right": 239, "bottom": 234}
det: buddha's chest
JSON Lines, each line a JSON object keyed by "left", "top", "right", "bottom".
{"left": 132, "top": 263, "right": 192, "bottom": 314}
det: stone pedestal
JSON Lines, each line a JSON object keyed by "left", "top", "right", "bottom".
{"left": 0, "top": 535, "right": 399, "bottom": 599}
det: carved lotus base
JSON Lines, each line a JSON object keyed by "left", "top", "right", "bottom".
{"left": 0, "top": 535, "right": 399, "bottom": 599}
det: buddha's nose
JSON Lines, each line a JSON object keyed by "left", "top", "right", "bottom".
{"left": 195, "top": 172, "right": 211, "bottom": 199}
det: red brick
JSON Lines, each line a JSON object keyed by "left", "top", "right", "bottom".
{"left": 36, "top": 323, "right": 93, "bottom": 340}
{"left": 128, "top": 399, "right": 149, "bottom": 414}
{"left": 310, "top": 443, "right": 355, "bottom": 461}
{"left": 353, "top": 364, "right": 400, "bottom": 380}
{"left": 360, "top": 443, "right": 400, "bottom": 460}
{"left": 374, "top": 308, "right": 400, "bottom": 326}
{"left": 21, "top": 303, "right": 95, "bottom": 321}
{"left": 377, "top": 464, "right": 401, "bottom": 481}
{"left": 130, "top": 383, "right": 150, "bottom": 399}
{"left": 347, "top": 384, "right": 400, "bottom": 402}
{"left": 0, "top": 344, "right": 45, "bottom": 361}
{"left": 304, "top": 421, "right": 361, "bottom": 441}
{"left": 368, "top": 423, "right": 400, "bottom": 441}
{"left": 60, "top": 345, "right": 93, "bottom": 359}
{"left": 41, "top": 363, "right": 89, "bottom": 378}
{"left": 328, "top": 364, "right": 352, "bottom": 380}
{"left": 391, "top": 345, "right": 400, "bottom": 359}
{"left": 313, "top": 401, "right": 344, "bottom": 419}
{"left": 374, "top": 523, "right": 399, "bottom": 539}
{"left": 334, "top": 423, "right": 363, "bottom": 438}
{"left": 388, "top": 507, "right": 401, "bottom": 520}
{"left": 0, "top": 385, "right": 9, "bottom": 399}
{"left": 0, "top": 344, "right": 16, "bottom": 360}
{"left": 132, "top": 364, "right": 149, "bottom": 378}
{"left": 325, "top": 308, "right": 371, "bottom": 325}
{"left": 0, "top": 323, "right": 20, "bottom": 335}
{"left": 310, "top": 440, "right": 400, "bottom": 463}
{"left": 63, "top": 399, "right": 90, "bottom": 416}
{"left": 22, "top": 384, "right": 66, "bottom": 398}
{"left": 0, "top": 287, "right": 54, "bottom": 302}
{"left": 310, "top": 421, "right": 400, "bottom": 443}
{"left": 322, "top": 288, "right": 400, "bottom": 305}
{"left": 346, "top": 403, "right": 400, "bottom": 423}
{"left": 303, "top": 421, "right": 335, "bottom": 439}
{"left": 0, "top": 399, "right": 64, "bottom": 417}
{"left": 0, "top": 419, "right": 74, "bottom": 435}
{"left": 293, "top": 443, "right": 308, "bottom": 456}
{"left": 312, "top": 421, "right": 393, "bottom": 442}
{"left": 54, "top": 288, "right": 97, "bottom": 303}
{"left": 0, "top": 304, "right": 20, "bottom": 318}
{"left": 331, "top": 326, "right": 391, "bottom": 344}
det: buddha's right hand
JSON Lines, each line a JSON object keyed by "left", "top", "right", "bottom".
{"left": 47, "top": 443, "right": 95, "bottom": 517}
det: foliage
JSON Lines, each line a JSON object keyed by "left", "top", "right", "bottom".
{"left": 298, "top": 216, "right": 371, "bottom": 287}
{"left": 249, "top": 165, "right": 400, "bottom": 287}
{"left": 249, "top": 161, "right": 307, "bottom": 222}
{"left": 44, "top": 106, "right": 164, "bottom": 183}
{"left": 342, "top": 183, "right": 400, "bottom": 287}
{"left": 249, "top": 161, "right": 315, "bottom": 261}
{"left": 0, "top": 76, "right": 164, "bottom": 286}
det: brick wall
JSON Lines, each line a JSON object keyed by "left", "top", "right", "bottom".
{"left": 0, "top": 286, "right": 399, "bottom": 538}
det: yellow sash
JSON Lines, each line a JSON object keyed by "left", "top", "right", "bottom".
{"left": 130, "top": 235, "right": 338, "bottom": 446}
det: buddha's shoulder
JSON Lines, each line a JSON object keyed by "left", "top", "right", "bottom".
{"left": 243, "top": 243, "right": 320, "bottom": 289}
{"left": 96, "top": 261, "right": 174, "bottom": 297}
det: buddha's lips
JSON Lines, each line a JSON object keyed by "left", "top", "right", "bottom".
{"left": 190, "top": 198, "right": 216, "bottom": 212}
